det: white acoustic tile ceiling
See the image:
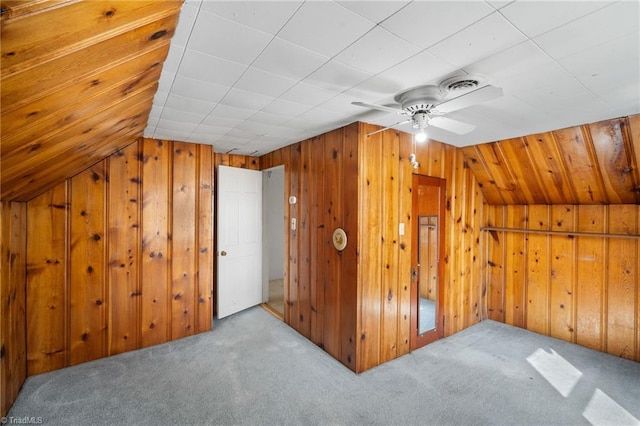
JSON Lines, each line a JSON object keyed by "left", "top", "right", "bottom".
{"left": 145, "top": 0, "right": 640, "bottom": 155}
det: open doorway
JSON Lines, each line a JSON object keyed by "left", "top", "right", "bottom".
{"left": 262, "top": 165, "right": 285, "bottom": 318}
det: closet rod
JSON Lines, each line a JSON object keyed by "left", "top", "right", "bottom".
{"left": 481, "top": 226, "right": 640, "bottom": 240}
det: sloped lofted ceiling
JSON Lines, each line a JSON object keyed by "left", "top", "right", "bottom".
{"left": 1, "top": 0, "right": 639, "bottom": 204}
{"left": 462, "top": 115, "right": 640, "bottom": 205}
{"left": 1, "top": 0, "right": 182, "bottom": 202}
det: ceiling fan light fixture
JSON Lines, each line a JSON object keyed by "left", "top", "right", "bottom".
{"left": 414, "top": 130, "right": 428, "bottom": 143}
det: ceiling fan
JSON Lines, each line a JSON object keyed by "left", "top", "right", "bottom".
{"left": 352, "top": 76, "right": 503, "bottom": 141}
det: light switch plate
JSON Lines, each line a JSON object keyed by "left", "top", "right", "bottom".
{"left": 399, "top": 222, "right": 405, "bottom": 236}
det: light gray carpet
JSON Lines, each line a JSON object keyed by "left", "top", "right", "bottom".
{"left": 8, "top": 306, "right": 640, "bottom": 425}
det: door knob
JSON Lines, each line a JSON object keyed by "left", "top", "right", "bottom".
{"left": 220, "top": 251, "right": 227, "bottom": 256}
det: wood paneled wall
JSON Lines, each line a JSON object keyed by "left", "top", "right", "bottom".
{"left": 357, "top": 123, "right": 487, "bottom": 371}
{"left": 462, "top": 115, "right": 640, "bottom": 205}
{"left": 0, "top": 202, "right": 27, "bottom": 416}
{"left": 261, "top": 122, "right": 486, "bottom": 372}
{"left": 1, "top": 1, "right": 182, "bottom": 202}
{"left": 262, "top": 126, "right": 361, "bottom": 370}
{"left": 25, "top": 138, "right": 214, "bottom": 375}
{"left": 485, "top": 204, "right": 640, "bottom": 361}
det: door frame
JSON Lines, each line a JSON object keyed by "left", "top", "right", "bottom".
{"left": 410, "top": 174, "right": 446, "bottom": 350}
{"left": 216, "top": 165, "right": 263, "bottom": 319}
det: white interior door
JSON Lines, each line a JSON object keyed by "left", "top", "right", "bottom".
{"left": 217, "top": 165, "right": 263, "bottom": 319}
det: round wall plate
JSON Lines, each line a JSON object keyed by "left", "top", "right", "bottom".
{"left": 332, "top": 228, "right": 347, "bottom": 251}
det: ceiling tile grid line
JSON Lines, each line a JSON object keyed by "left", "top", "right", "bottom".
{"left": 155, "top": 0, "right": 410, "bottom": 148}
{"left": 496, "top": 1, "right": 638, "bottom": 118}
{"left": 153, "top": 1, "right": 507, "bottom": 144}
{"left": 145, "top": 0, "right": 640, "bottom": 155}
{"left": 179, "top": 0, "right": 504, "bottom": 145}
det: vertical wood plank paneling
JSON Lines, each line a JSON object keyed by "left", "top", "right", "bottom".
{"left": 322, "top": 131, "right": 342, "bottom": 360}
{"left": 576, "top": 205, "right": 606, "bottom": 351}
{"left": 309, "top": 135, "right": 324, "bottom": 345}
{"left": 505, "top": 205, "right": 527, "bottom": 328}
{"left": 396, "top": 133, "right": 413, "bottom": 356}
{"left": 69, "top": 162, "right": 107, "bottom": 365}
{"left": 7, "top": 203, "right": 26, "bottom": 406}
{"left": 549, "top": 205, "right": 577, "bottom": 342}
{"left": 358, "top": 126, "right": 383, "bottom": 371}
{"left": 171, "top": 141, "right": 197, "bottom": 339}
{"left": 1, "top": 201, "right": 27, "bottom": 417}
{"left": 260, "top": 124, "right": 491, "bottom": 372}
{"left": 107, "top": 142, "right": 141, "bottom": 355}
{"left": 341, "top": 124, "right": 359, "bottom": 370}
{"left": 196, "top": 144, "right": 213, "bottom": 333}
{"left": 471, "top": 170, "right": 485, "bottom": 324}
{"left": 606, "top": 205, "right": 638, "bottom": 359}
{"left": 487, "top": 203, "right": 640, "bottom": 361}
{"left": 526, "top": 205, "right": 550, "bottom": 335}
{"left": 0, "top": 203, "right": 7, "bottom": 416}
{"left": 141, "top": 139, "right": 171, "bottom": 347}
{"left": 288, "top": 143, "right": 301, "bottom": 332}
{"left": 23, "top": 138, "right": 215, "bottom": 380}
{"left": 281, "top": 146, "right": 291, "bottom": 325}
{"left": 461, "top": 156, "right": 477, "bottom": 328}
{"left": 26, "top": 183, "right": 68, "bottom": 374}
{"left": 380, "top": 130, "right": 400, "bottom": 363}
{"left": 442, "top": 145, "right": 456, "bottom": 336}
{"left": 486, "top": 206, "right": 505, "bottom": 321}
{"left": 215, "top": 153, "right": 230, "bottom": 167}
{"left": 637, "top": 207, "right": 640, "bottom": 363}
{"left": 298, "top": 142, "right": 311, "bottom": 338}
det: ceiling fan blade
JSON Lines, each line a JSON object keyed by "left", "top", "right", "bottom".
{"left": 365, "top": 119, "right": 412, "bottom": 137}
{"left": 352, "top": 101, "right": 406, "bottom": 115}
{"left": 434, "top": 85, "right": 503, "bottom": 114}
{"left": 429, "top": 116, "right": 476, "bottom": 135}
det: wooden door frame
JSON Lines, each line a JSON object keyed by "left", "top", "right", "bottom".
{"left": 410, "top": 174, "right": 446, "bottom": 350}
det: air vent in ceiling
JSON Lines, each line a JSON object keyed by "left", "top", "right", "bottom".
{"left": 439, "top": 74, "right": 488, "bottom": 94}
{"left": 446, "top": 79, "right": 479, "bottom": 92}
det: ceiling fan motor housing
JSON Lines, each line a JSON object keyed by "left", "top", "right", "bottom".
{"left": 394, "top": 85, "right": 443, "bottom": 113}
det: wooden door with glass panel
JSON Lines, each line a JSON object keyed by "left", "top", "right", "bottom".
{"left": 410, "top": 174, "right": 445, "bottom": 350}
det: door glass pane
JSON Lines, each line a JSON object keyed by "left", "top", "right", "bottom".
{"left": 418, "top": 215, "right": 438, "bottom": 335}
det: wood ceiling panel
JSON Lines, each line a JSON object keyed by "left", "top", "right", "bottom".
{"left": 1, "top": 13, "right": 177, "bottom": 109}
{"left": 1, "top": 83, "right": 157, "bottom": 196}
{"left": 473, "top": 143, "right": 525, "bottom": 204}
{"left": 554, "top": 124, "right": 609, "bottom": 204}
{"left": 1, "top": 1, "right": 180, "bottom": 75}
{"left": 2, "top": 56, "right": 164, "bottom": 152}
{"left": 1, "top": 45, "right": 167, "bottom": 136}
{"left": 589, "top": 118, "right": 637, "bottom": 204}
{"left": 463, "top": 115, "right": 640, "bottom": 205}
{"left": 460, "top": 146, "right": 505, "bottom": 205}
{"left": 0, "top": 0, "right": 77, "bottom": 21}
{"left": 3, "top": 101, "right": 153, "bottom": 202}
{"left": 0, "top": 0, "right": 182, "bottom": 202}
{"left": 522, "top": 132, "right": 577, "bottom": 205}
{"left": 497, "top": 138, "right": 548, "bottom": 204}
{"left": 628, "top": 114, "right": 640, "bottom": 202}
